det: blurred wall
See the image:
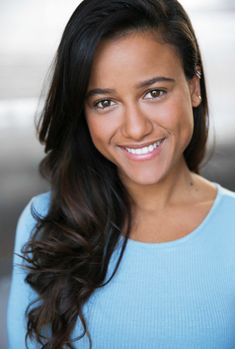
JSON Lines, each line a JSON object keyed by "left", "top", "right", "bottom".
{"left": 0, "top": 0, "right": 82, "bottom": 276}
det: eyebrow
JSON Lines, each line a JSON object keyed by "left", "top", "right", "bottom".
{"left": 85, "top": 76, "right": 175, "bottom": 99}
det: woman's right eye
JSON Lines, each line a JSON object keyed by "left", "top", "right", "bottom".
{"left": 94, "top": 99, "right": 115, "bottom": 110}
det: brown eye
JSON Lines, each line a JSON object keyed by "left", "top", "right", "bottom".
{"left": 144, "top": 89, "right": 166, "bottom": 99}
{"left": 95, "top": 99, "right": 115, "bottom": 109}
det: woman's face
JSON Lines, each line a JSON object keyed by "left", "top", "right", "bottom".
{"left": 84, "top": 31, "right": 201, "bottom": 187}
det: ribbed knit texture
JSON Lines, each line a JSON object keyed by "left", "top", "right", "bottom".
{"left": 7, "top": 183, "right": 235, "bottom": 349}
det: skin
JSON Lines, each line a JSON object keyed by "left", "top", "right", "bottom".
{"left": 85, "top": 31, "right": 217, "bottom": 243}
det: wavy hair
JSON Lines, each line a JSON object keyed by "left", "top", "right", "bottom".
{"left": 22, "top": 0, "right": 209, "bottom": 348}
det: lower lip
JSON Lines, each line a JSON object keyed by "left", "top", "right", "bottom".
{"left": 119, "top": 139, "right": 165, "bottom": 161}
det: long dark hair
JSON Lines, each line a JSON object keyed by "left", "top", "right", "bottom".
{"left": 22, "top": 0, "right": 209, "bottom": 348}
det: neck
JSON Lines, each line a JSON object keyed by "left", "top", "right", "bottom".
{"left": 121, "top": 159, "right": 196, "bottom": 213}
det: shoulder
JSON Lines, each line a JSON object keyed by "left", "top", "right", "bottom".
{"left": 217, "top": 183, "right": 235, "bottom": 204}
{"left": 14, "top": 191, "right": 51, "bottom": 255}
{"left": 30, "top": 191, "right": 51, "bottom": 218}
{"left": 17, "top": 191, "right": 51, "bottom": 231}
{"left": 213, "top": 183, "right": 235, "bottom": 221}
{"left": 30, "top": 190, "right": 51, "bottom": 212}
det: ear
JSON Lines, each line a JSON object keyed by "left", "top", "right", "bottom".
{"left": 188, "top": 70, "right": 202, "bottom": 108}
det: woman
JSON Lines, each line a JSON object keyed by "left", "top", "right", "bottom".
{"left": 7, "top": 0, "right": 235, "bottom": 348}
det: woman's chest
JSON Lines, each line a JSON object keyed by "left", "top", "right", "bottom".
{"left": 74, "top": 247, "right": 235, "bottom": 348}
{"left": 129, "top": 201, "right": 214, "bottom": 243}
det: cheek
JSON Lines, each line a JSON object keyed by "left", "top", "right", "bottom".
{"left": 152, "top": 99, "right": 194, "bottom": 138}
{"left": 86, "top": 121, "right": 103, "bottom": 147}
{"left": 86, "top": 115, "right": 116, "bottom": 150}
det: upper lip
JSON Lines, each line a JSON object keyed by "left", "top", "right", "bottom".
{"left": 119, "top": 138, "right": 165, "bottom": 149}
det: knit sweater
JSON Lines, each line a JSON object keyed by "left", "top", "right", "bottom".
{"left": 7, "top": 183, "right": 235, "bottom": 348}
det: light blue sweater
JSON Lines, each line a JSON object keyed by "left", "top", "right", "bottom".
{"left": 7, "top": 183, "right": 235, "bottom": 348}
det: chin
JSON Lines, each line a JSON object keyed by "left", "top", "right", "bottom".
{"left": 122, "top": 171, "right": 166, "bottom": 187}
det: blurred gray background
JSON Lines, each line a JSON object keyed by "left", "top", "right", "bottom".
{"left": 1, "top": 1, "right": 235, "bottom": 348}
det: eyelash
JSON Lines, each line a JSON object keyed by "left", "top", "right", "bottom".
{"left": 93, "top": 88, "right": 167, "bottom": 110}
{"left": 144, "top": 88, "right": 166, "bottom": 99}
{"left": 94, "top": 99, "right": 115, "bottom": 110}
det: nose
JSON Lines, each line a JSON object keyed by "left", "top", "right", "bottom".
{"left": 121, "top": 104, "right": 153, "bottom": 140}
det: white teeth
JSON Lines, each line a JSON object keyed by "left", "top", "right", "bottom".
{"left": 125, "top": 139, "right": 163, "bottom": 155}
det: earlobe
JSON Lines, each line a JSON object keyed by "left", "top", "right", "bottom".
{"left": 191, "top": 93, "right": 202, "bottom": 108}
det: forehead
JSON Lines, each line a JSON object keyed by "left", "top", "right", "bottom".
{"left": 88, "top": 31, "right": 183, "bottom": 87}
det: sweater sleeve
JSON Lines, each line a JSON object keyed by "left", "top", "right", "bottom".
{"left": 7, "top": 193, "right": 50, "bottom": 349}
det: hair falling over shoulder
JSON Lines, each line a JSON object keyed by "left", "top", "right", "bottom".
{"left": 22, "top": 0, "right": 209, "bottom": 347}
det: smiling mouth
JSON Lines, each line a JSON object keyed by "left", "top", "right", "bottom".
{"left": 123, "top": 138, "right": 165, "bottom": 155}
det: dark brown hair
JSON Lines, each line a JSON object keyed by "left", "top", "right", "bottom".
{"left": 22, "top": 0, "right": 209, "bottom": 348}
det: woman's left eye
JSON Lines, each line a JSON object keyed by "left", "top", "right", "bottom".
{"left": 144, "top": 89, "right": 166, "bottom": 100}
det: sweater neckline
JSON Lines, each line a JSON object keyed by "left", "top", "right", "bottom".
{"left": 120, "top": 182, "right": 222, "bottom": 250}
